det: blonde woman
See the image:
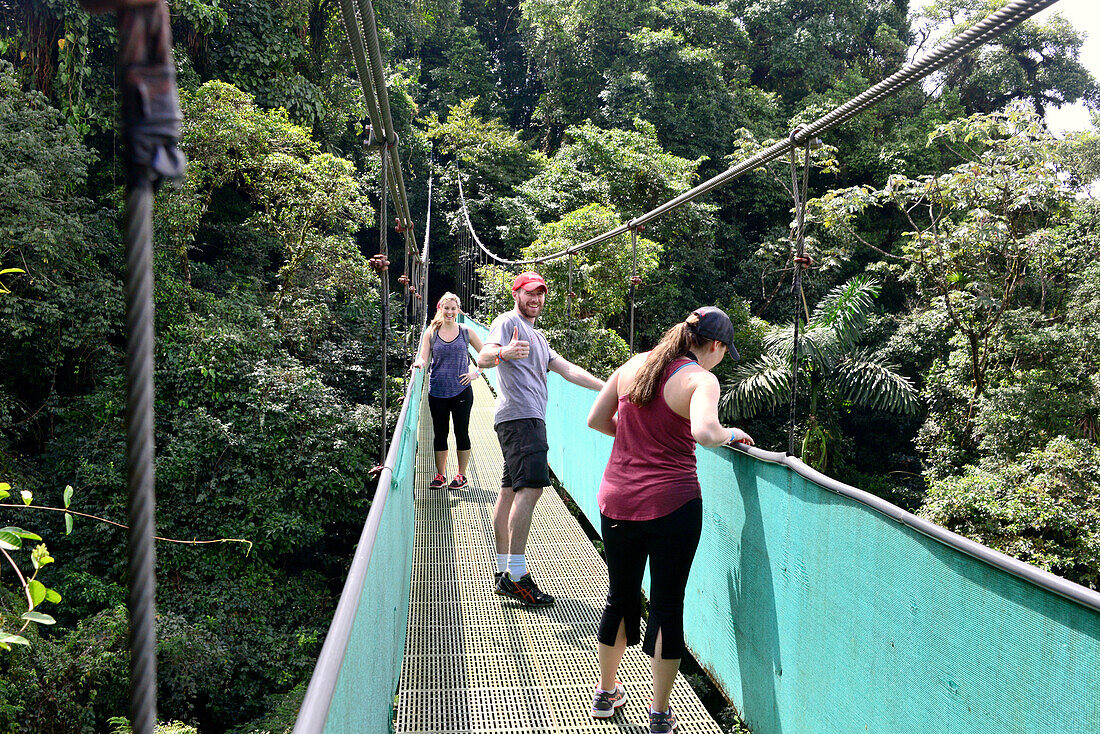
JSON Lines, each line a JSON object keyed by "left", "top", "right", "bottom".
{"left": 412, "top": 293, "right": 485, "bottom": 489}
{"left": 586, "top": 307, "right": 753, "bottom": 732}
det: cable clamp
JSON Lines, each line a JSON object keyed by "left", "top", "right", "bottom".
{"left": 369, "top": 254, "right": 390, "bottom": 273}
{"left": 366, "top": 126, "right": 399, "bottom": 150}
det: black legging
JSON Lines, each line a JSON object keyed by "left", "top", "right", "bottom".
{"left": 597, "top": 498, "right": 702, "bottom": 659}
{"left": 428, "top": 386, "right": 474, "bottom": 452}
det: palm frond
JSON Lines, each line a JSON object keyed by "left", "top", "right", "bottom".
{"left": 809, "top": 275, "right": 880, "bottom": 350}
{"left": 833, "top": 353, "right": 922, "bottom": 415}
{"left": 720, "top": 354, "right": 792, "bottom": 421}
{"left": 765, "top": 323, "right": 840, "bottom": 372}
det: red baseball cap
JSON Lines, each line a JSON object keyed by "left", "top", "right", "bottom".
{"left": 512, "top": 271, "right": 547, "bottom": 293}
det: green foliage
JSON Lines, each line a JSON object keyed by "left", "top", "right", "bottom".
{"left": 0, "top": 606, "right": 128, "bottom": 734}
{"left": 814, "top": 104, "right": 1076, "bottom": 421}
{"left": 0, "top": 58, "right": 121, "bottom": 462}
{"left": 0, "top": 482, "right": 63, "bottom": 651}
{"left": 722, "top": 275, "right": 919, "bottom": 469}
{"left": 921, "top": 437, "right": 1100, "bottom": 590}
{"left": 914, "top": 0, "right": 1100, "bottom": 115}
{"left": 475, "top": 203, "right": 653, "bottom": 373}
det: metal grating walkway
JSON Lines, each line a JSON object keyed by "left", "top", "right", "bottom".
{"left": 396, "top": 379, "right": 723, "bottom": 733}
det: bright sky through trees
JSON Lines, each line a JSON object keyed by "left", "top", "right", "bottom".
{"left": 1035, "top": 0, "right": 1100, "bottom": 131}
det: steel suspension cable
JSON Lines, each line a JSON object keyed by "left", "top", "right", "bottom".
{"left": 628, "top": 227, "right": 638, "bottom": 353}
{"left": 336, "top": 0, "right": 421, "bottom": 266}
{"left": 458, "top": 0, "right": 1061, "bottom": 267}
{"left": 378, "top": 151, "right": 389, "bottom": 460}
{"left": 75, "top": 3, "right": 187, "bottom": 734}
{"left": 787, "top": 136, "right": 811, "bottom": 456}
{"left": 421, "top": 174, "right": 433, "bottom": 329}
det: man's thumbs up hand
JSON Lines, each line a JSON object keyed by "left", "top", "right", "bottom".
{"left": 501, "top": 324, "right": 530, "bottom": 361}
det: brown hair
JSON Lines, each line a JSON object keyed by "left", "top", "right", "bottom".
{"left": 628, "top": 313, "right": 713, "bottom": 407}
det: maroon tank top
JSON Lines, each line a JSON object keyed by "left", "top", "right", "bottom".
{"left": 597, "top": 356, "right": 702, "bottom": 521}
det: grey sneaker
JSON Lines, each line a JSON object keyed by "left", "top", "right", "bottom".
{"left": 590, "top": 682, "right": 627, "bottom": 718}
{"left": 493, "top": 571, "right": 505, "bottom": 595}
{"left": 649, "top": 704, "right": 677, "bottom": 733}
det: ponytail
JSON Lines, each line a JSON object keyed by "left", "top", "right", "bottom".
{"left": 628, "top": 314, "right": 712, "bottom": 406}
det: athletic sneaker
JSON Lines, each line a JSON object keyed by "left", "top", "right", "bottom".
{"left": 649, "top": 704, "right": 678, "bottom": 733}
{"left": 448, "top": 473, "right": 468, "bottom": 489}
{"left": 495, "top": 572, "right": 555, "bottom": 607}
{"left": 590, "top": 682, "right": 627, "bottom": 718}
{"left": 493, "top": 571, "right": 505, "bottom": 594}
{"left": 429, "top": 473, "right": 446, "bottom": 490}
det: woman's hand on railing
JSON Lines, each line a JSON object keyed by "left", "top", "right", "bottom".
{"left": 412, "top": 358, "right": 425, "bottom": 369}
{"left": 727, "top": 428, "right": 754, "bottom": 447}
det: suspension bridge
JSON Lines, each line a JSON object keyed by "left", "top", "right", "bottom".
{"left": 87, "top": 0, "right": 1100, "bottom": 732}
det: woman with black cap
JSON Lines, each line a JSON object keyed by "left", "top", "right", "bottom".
{"left": 585, "top": 306, "right": 753, "bottom": 733}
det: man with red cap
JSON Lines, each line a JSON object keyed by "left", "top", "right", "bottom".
{"left": 477, "top": 271, "right": 604, "bottom": 606}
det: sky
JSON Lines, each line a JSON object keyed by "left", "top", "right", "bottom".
{"left": 1033, "top": 0, "right": 1100, "bottom": 132}
{"left": 914, "top": 0, "right": 1100, "bottom": 133}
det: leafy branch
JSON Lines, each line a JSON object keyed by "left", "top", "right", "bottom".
{"left": 0, "top": 482, "right": 251, "bottom": 652}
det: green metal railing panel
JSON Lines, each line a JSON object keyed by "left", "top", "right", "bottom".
{"left": 324, "top": 369, "right": 422, "bottom": 733}
{"left": 295, "top": 366, "right": 423, "bottom": 734}
{"left": 686, "top": 453, "right": 1100, "bottom": 734}
{"left": 465, "top": 316, "right": 1100, "bottom": 732}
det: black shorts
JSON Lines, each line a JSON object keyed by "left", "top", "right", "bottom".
{"left": 495, "top": 418, "right": 550, "bottom": 490}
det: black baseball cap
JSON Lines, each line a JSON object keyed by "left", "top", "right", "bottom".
{"left": 689, "top": 306, "right": 740, "bottom": 360}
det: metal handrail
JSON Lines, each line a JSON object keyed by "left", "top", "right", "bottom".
{"left": 725, "top": 443, "right": 1100, "bottom": 614}
{"left": 292, "top": 367, "right": 424, "bottom": 733}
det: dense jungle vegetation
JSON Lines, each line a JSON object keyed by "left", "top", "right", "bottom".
{"left": 1, "top": 0, "right": 1099, "bottom": 731}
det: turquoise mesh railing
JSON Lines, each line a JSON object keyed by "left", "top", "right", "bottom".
{"left": 466, "top": 317, "right": 1100, "bottom": 734}
{"left": 294, "top": 366, "right": 423, "bottom": 734}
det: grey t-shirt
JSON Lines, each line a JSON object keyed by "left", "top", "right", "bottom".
{"left": 486, "top": 309, "right": 560, "bottom": 426}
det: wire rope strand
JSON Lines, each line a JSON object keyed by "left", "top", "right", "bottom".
{"left": 422, "top": 174, "right": 433, "bottom": 329}
{"left": 629, "top": 227, "right": 638, "bottom": 354}
{"left": 786, "top": 135, "right": 811, "bottom": 456}
{"left": 378, "top": 150, "right": 389, "bottom": 461}
{"left": 567, "top": 253, "right": 574, "bottom": 359}
{"left": 123, "top": 173, "right": 158, "bottom": 734}
{"left": 114, "top": 3, "right": 185, "bottom": 731}
{"left": 355, "top": 0, "right": 417, "bottom": 254}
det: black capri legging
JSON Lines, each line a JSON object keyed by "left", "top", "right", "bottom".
{"left": 597, "top": 498, "right": 702, "bottom": 660}
{"left": 428, "top": 386, "right": 474, "bottom": 452}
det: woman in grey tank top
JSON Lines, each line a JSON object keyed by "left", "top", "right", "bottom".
{"left": 413, "top": 293, "right": 486, "bottom": 490}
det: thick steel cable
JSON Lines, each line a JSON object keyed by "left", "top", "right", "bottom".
{"left": 123, "top": 175, "right": 158, "bottom": 734}
{"left": 110, "top": 3, "right": 186, "bottom": 733}
{"left": 787, "top": 137, "right": 811, "bottom": 457}
{"left": 403, "top": 220, "right": 409, "bottom": 338}
{"left": 378, "top": 151, "right": 389, "bottom": 460}
{"left": 336, "top": 0, "right": 421, "bottom": 265}
{"left": 567, "top": 253, "right": 574, "bottom": 358}
{"left": 459, "top": 0, "right": 1060, "bottom": 266}
{"left": 421, "top": 174, "right": 433, "bottom": 329}
{"left": 629, "top": 227, "right": 638, "bottom": 353}
{"left": 356, "top": 0, "right": 417, "bottom": 247}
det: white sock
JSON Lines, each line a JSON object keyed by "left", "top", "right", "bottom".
{"left": 506, "top": 554, "right": 527, "bottom": 579}
{"left": 496, "top": 553, "right": 508, "bottom": 573}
